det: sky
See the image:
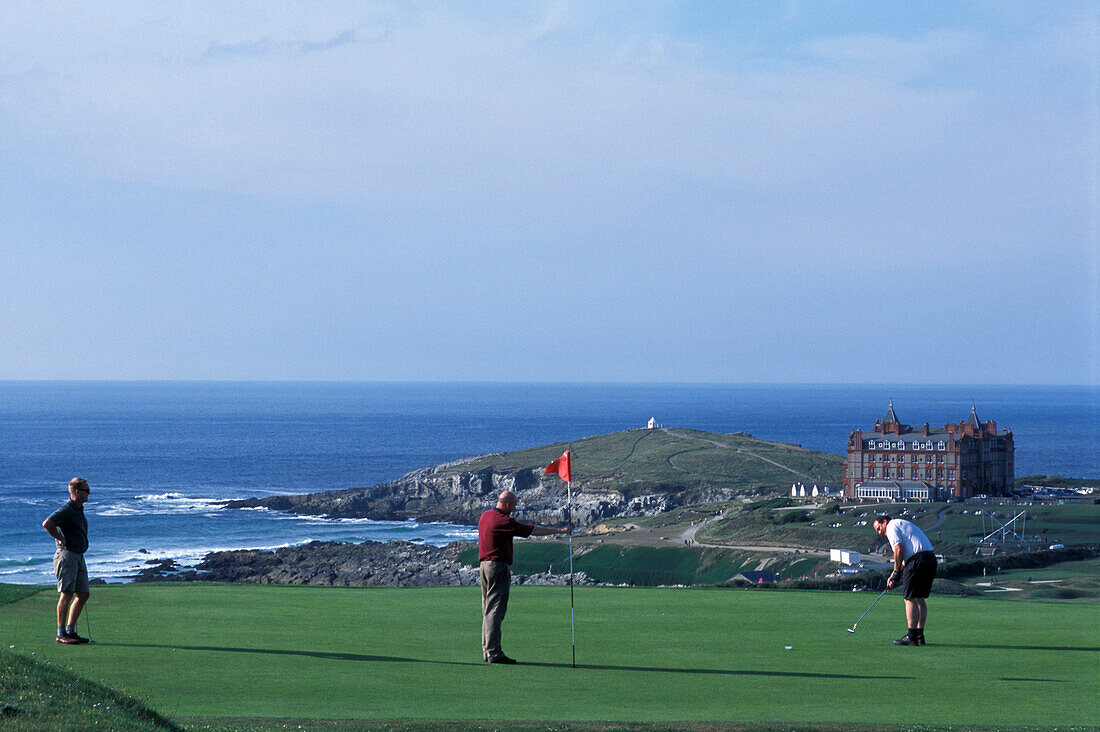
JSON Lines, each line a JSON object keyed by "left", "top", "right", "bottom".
{"left": 1, "top": 1, "right": 1097, "bottom": 384}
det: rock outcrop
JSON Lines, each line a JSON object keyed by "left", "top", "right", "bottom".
{"left": 130, "top": 539, "right": 596, "bottom": 587}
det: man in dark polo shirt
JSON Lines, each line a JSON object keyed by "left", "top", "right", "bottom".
{"left": 42, "top": 477, "right": 92, "bottom": 644}
{"left": 479, "top": 490, "right": 571, "bottom": 664}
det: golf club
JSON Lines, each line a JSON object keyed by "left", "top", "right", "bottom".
{"left": 846, "top": 587, "right": 889, "bottom": 633}
{"left": 84, "top": 602, "right": 93, "bottom": 643}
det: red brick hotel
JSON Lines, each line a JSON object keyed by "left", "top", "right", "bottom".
{"left": 843, "top": 401, "right": 1014, "bottom": 502}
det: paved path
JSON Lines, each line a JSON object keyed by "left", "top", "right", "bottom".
{"left": 678, "top": 521, "right": 707, "bottom": 543}
{"left": 926, "top": 506, "right": 950, "bottom": 531}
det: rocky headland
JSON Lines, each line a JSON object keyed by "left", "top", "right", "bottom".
{"left": 221, "top": 428, "right": 840, "bottom": 526}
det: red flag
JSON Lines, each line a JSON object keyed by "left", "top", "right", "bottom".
{"left": 545, "top": 450, "right": 571, "bottom": 482}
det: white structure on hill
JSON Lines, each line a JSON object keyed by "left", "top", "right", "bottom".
{"left": 647, "top": 417, "right": 657, "bottom": 429}
{"left": 830, "top": 549, "right": 861, "bottom": 565}
{"left": 791, "top": 482, "right": 838, "bottom": 498}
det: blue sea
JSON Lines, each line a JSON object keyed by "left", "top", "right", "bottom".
{"left": 2, "top": 382, "right": 1096, "bottom": 585}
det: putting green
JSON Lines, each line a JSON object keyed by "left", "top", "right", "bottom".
{"left": 1, "top": 583, "right": 1097, "bottom": 728}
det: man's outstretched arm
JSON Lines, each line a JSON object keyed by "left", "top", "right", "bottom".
{"left": 530, "top": 525, "right": 572, "bottom": 536}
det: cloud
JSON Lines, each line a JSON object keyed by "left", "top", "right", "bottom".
{"left": 299, "top": 27, "right": 360, "bottom": 53}
{"left": 203, "top": 27, "right": 364, "bottom": 58}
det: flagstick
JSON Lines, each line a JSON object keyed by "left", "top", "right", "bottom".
{"left": 567, "top": 478, "right": 575, "bottom": 669}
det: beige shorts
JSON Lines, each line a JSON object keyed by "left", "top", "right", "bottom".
{"left": 54, "top": 548, "right": 89, "bottom": 594}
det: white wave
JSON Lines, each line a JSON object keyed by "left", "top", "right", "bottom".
{"left": 2, "top": 497, "right": 51, "bottom": 508}
{"left": 96, "top": 504, "right": 142, "bottom": 517}
{"left": 0, "top": 556, "right": 49, "bottom": 568}
{"left": 0, "top": 567, "right": 42, "bottom": 579}
{"left": 93, "top": 493, "right": 229, "bottom": 517}
{"left": 271, "top": 513, "right": 386, "bottom": 526}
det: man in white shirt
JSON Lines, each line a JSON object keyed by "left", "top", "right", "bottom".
{"left": 873, "top": 514, "right": 937, "bottom": 646}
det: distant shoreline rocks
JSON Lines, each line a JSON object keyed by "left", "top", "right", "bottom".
{"left": 130, "top": 539, "right": 596, "bottom": 587}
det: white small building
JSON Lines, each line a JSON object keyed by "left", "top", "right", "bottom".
{"left": 830, "top": 549, "right": 861, "bottom": 566}
{"left": 794, "top": 482, "right": 840, "bottom": 499}
{"left": 647, "top": 417, "right": 657, "bottom": 429}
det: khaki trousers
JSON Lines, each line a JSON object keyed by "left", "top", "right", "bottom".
{"left": 480, "top": 560, "right": 511, "bottom": 661}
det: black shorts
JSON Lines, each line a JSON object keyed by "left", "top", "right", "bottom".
{"left": 901, "top": 551, "right": 937, "bottom": 600}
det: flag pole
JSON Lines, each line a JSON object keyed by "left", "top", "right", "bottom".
{"left": 567, "top": 475, "right": 575, "bottom": 668}
{"left": 544, "top": 450, "right": 576, "bottom": 669}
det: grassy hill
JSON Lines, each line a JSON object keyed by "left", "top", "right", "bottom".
{"left": 1, "top": 583, "right": 1097, "bottom": 730}
{"left": 442, "top": 427, "right": 843, "bottom": 495}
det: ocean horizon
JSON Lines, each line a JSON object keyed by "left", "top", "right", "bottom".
{"left": 2, "top": 381, "right": 1096, "bottom": 585}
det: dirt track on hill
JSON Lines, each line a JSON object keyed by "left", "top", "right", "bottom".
{"left": 580, "top": 515, "right": 829, "bottom": 557}
{"left": 661, "top": 427, "right": 815, "bottom": 480}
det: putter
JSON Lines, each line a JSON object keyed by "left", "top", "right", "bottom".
{"left": 846, "top": 587, "right": 889, "bottom": 633}
{"left": 84, "top": 603, "right": 93, "bottom": 643}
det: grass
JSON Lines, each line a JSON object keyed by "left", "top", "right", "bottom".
{"left": 0, "top": 583, "right": 43, "bottom": 606}
{"left": 1, "top": 583, "right": 1098, "bottom": 730}
{"left": 696, "top": 500, "right": 1100, "bottom": 553}
{"left": 1015, "top": 475, "right": 1098, "bottom": 490}
{"left": 928, "top": 503, "right": 1100, "bottom": 546}
{"left": 0, "top": 647, "right": 181, "bottom": 732}
{"left": 956, "top": 558, "right": 1100, "bottom": 602}
{"left": 0, "top": 586, "right": 180, "bottom": 732}
{"left": 457, "top": 543, "right": 774, "bottom": 586}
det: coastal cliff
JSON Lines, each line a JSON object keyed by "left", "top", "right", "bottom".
{"left": 223, "top": 463, "right": 668, "bottom": 525}
{"left": 224, "top": 428, "right": 844, "bottom": 526}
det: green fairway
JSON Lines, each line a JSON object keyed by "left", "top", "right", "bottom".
{"left": 1, "top": 583, "right": 1098, "bottom": 729}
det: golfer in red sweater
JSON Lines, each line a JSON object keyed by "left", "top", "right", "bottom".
{"left": 478, "top": 490, "right": 571, "bottom": 664}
